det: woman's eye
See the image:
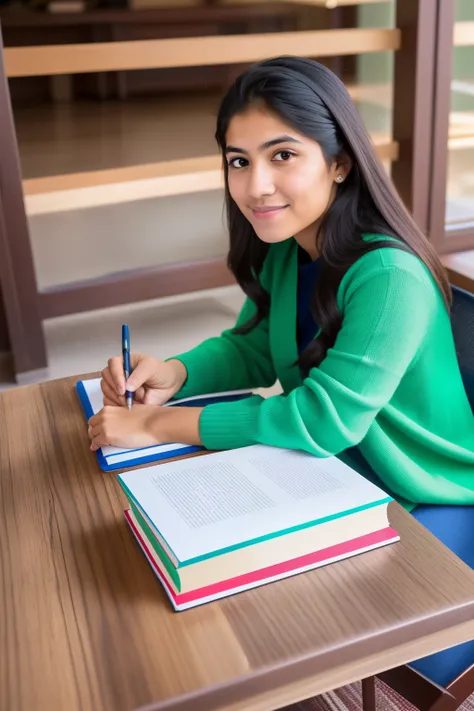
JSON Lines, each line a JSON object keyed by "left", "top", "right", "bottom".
{"left": 273, "top": 150, "right": 295, "bottom": 162}
{"left": 228, "top": 157, "right": 248, "bottom": 169}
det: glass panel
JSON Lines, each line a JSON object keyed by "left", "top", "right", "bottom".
{"left": 15, "top": 91, "right": 226, "bottom": 287}
{"left": 355, "top": 3, "right": 395, "bottom": 174}
{"left": 15, "top": 93, "right": 220, "bottom": 179}
{"left": 445, "top": 0, "right": 474, "bottom": 230}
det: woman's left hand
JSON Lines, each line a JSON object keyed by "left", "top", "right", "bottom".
{"left": 88, "top": 404, "right": 162, "bottom": 451}
{"left": 87, "top": 403, "right": 203, "bottom": 451}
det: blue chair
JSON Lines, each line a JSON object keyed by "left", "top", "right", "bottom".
{"left": 360, "top": 285, "right": 474, "bottom": 711}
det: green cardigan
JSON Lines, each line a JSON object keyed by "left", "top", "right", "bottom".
{"left": 174, "top": 236, "right": 474, "bottom": 508}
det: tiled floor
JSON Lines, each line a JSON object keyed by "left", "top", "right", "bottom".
{"left": 44, "top": 285, "right": 246, "bottom": 381}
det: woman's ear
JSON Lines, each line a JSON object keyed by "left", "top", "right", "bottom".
{"left": 332, "top": 154, "right": 353, "bottom": 185}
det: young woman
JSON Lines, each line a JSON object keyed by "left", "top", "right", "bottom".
{"left": 89, "top": 57, "right": 474, "bottom": 685}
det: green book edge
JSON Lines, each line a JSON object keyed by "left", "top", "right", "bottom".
{"left": 129, "top": 500, "right": 181, "bottom": 591}
{"left": 119, "top": 477, "right": 392, "bottom": 568}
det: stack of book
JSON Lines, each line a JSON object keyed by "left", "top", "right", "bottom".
{"left": 119, "top": 444, "right": 399, "bottom": 611}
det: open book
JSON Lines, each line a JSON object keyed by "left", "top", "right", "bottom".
{"left": 119, "top": 444, "right": 397, "bottom": 610}
{"left": 76, "top": 377, "right": 251, "bottom": 472}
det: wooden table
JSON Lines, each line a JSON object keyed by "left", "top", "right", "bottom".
{"left": 442, "top": 251, "right": 474, "bottom": 294}
{"left": 1, "top": 376, "right": 474, "bottom": 711}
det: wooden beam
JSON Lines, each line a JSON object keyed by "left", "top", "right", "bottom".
{"left": 428, "top": 0, "right": 456, "bottom": 249}
{"left": 23, "top": 156, "right": 224, "bottom": 215}
{"left": 38, "top": 257, "right": 235, "bottom": 319}
{"left": 454, "top": 21, "right": 474, "bottom": 47}
{"left": 439, "top": 229, "right": 474, "bottom": 255}
{"left": 23, "top": 141, "right": 398, "bottom": 215}
{"left": 0, "top": 31, "right": 47, "bottom": 374}
{"left": 4, "top": 28, "right": 401, "bottom": 78}
{"left": 391, "top": 0, "right": 438, "bottom": 235}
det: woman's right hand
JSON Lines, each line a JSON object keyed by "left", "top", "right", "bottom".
{"left": 100, "top": 354, "right": 187, "bottom": 407}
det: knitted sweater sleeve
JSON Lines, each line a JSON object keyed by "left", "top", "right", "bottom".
{"left": 198, "top": 253, "right": 438, "bottom": 456}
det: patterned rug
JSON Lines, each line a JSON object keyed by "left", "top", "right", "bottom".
{"left": 284, "top": 680, "right": 474, "bottom": 710}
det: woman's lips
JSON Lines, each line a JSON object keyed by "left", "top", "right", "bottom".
{"left": 251, "top": 206, "right": 288, "bottom": 219}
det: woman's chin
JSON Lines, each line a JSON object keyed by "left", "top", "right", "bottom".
{"left": 252, "top": 226, "right": 295, "bottom": 245}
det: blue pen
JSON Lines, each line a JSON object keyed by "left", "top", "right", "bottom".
{"left": 122, "top": 324, "right": 133, "bottom": 411}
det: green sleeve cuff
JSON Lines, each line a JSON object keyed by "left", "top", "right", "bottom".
{"left": 199, "top": 397, "right": 263, "bottom": 450}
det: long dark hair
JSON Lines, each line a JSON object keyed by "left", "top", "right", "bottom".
{"left": 215, "top": 56, "right": 451, "bottom": 375}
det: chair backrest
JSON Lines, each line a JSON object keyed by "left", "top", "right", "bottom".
{"left": 450, "top": 285, "right": 474, "bottom": 410}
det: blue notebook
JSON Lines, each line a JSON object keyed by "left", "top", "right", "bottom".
{"left": 76, "top": 377, "right": 252, "bottom": 472}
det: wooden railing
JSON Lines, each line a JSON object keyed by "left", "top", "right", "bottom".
{"left": 4, "top": 28, "right": 399, "bottom": 76}
{"left": 0, "top": 2, "right": 435, "bottom": 378}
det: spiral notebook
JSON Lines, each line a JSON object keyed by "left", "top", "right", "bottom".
{"left": 76, "top": 377, "right": 251, "bottom": 472}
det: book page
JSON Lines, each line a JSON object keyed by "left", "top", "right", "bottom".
{"left": 119, "top": 445, "right": 390, "bottom": 563}
{"left": 151, "top": 459, "right": 276, "bottom": 529}
{"left": 82, "top": 378, "right": 106, "bottom": 416}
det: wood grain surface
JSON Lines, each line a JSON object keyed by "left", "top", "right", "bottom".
{"left": 1, "top": 375, "right": 474, "bottom": 711}
{"left": 4, "top": 28, "right": 400, "bottom": 78}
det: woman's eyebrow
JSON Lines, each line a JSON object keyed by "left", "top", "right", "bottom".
{"left": 225, "top": 135, "right": 302, "bottom": 154}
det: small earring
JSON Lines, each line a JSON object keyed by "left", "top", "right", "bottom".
{"left": 336, "top": 174, "right": 344, "bottom": 183}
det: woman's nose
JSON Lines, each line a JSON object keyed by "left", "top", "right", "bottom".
{"left": 248, "top": 164, "right": 276, "bottom": 199}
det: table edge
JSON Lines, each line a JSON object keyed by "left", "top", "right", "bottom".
{"left": 135, "top": 600, "right": 474, "bottom": 711}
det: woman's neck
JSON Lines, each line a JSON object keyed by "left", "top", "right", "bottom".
{"left": 294, "top": 224, "right": 320, "bottom": 261}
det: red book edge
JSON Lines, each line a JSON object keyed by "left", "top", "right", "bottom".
{"left": 124, "top": 508, "right": 398, "bottom": 606}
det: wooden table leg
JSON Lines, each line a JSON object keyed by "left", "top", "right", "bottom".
{"left": 362, "top": 677, "right": 377, "bottom": 711}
